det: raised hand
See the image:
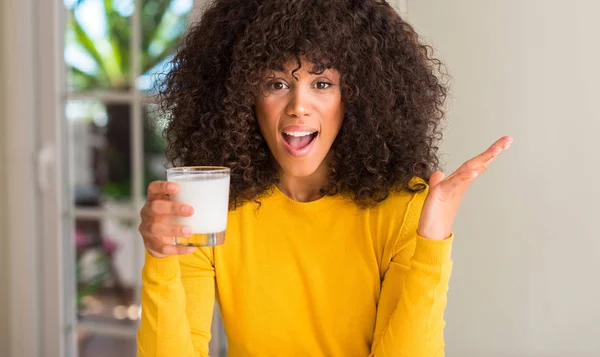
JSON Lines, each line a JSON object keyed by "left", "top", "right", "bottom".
{"left": 417, "top": 136, "right": 514, "bottom": 240}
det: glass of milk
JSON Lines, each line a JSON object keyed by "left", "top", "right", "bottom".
{"left": 166, "top": 166, "right": 230, "bottom": 247}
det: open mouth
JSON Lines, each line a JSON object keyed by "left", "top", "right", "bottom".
{"left": 281, "top": 130, "right": 319, "bottom": 157}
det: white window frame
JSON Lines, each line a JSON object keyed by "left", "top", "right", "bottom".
{"left": 60, "top": 0, "right": 154, "bottom": 347}
{"left": 61, "top": 0, "right": 228, "bottom": 350}
{"left": 2, "top": 0, "right": 65, "bottom": 355}
{"left": 4, "top": 0, "right": 174, "bottom": 355}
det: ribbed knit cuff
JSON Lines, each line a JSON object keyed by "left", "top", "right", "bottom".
{"left": 412, "top": 233, "right": 454, "bottom": 266}
{"left": 143, "top": 250, "right": 180, "bottom": 281}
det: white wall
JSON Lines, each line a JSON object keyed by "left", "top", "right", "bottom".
{"left": 407, "top": 1, "right": 600, "bottom": 356}
{"left": 0, "top": 0, "right": 10, "bottom": 352}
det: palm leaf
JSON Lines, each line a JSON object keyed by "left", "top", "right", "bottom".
{"left": 70, "top": 6, "right": 126, "bottom": 88}
{"left": 103, "top": 0, "right": 132, "bottom": 84}
{"left": 68, "top": 0, "right": 191, "bottom": 90}
{"left": 142, "top": 8, "right": 188, "bottom": 73}
{"left": 68, "top": 11, "right": 110, "bottom": 82}
{"left": 141, "top": 0, "right": 173, "bottom": 52}
{"left": 70, "top": 67, "right": 103, "bottom": 90}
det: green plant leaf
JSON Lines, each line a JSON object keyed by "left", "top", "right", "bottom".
{"left": 141, "top": 0, "right": 173, "bottom": 52}
{"left": 70, "top": 66, "right": 102, "bottom": 90}
{"left": 104, "top": 0, "right": 133, "bottom": 87}
{"left": 68, "top": 10, "right": 112, "bottom": 86}
{"left": 70, "top": 8, "right": 125, "bottom": 88}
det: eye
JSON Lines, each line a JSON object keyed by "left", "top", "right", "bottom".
{"left": 314, "top": 81, "right": 333, "bottom": 90}
{"left": 265, "top": 80, "right": 288, "bottom": 91}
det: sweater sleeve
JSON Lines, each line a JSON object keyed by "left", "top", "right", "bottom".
{"left": 370, "top": 189, "right": 454, "bottom": 357}
{"left": 137, "top": 248, "right": 216, "bottom": 357}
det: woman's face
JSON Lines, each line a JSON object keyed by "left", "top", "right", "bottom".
{"left": 254, "top": 60, "right": 344, "bottom": 178}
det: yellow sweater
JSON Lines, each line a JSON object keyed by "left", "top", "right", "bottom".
{"left": 137, "top": 178, "right": 453, "bottom": 357}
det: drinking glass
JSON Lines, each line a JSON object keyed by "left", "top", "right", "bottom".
{"left": 166, "top": 166, "right": 230, "bottom": 246}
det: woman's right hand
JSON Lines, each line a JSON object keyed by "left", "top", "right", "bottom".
{"left": 139, "top": 181, "right": 196, "bottom": 258}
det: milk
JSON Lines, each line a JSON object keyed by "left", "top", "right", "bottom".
{"left": 169, "top": 175, "right": 230, "bottom": 234}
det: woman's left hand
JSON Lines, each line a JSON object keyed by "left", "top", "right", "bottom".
{"left": 417, "top": 136, "right": 514, "bottom": 240}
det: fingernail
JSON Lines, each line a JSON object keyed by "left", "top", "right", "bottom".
{"left": 181, "top": 205, "right": 192, "bottom": 215}
{"left": 186, "top": 247, "right": 197, "bottom": 254}
{"left": 167, "top": 183, "right": 177, "bottom": 192}
{"left": 182, "top": 227, "right": 192, "bottom": 236}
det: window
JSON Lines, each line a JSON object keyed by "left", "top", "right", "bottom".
{"left": 62, "top": 1, "right": 225, "bottom": 355}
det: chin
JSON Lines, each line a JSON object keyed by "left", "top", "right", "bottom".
{"left": 279, "top": 159, "right": 324, "bottom": 178}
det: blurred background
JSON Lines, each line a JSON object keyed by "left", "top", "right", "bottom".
{"left": 0, "top": 0, "right": 598, "bottom": 356}
{"left": 1, "top": 0, "right": 227, "bottom": 356}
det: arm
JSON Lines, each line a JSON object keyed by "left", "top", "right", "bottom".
{"left": 370, "top": 190, "right": 453, "bottom": 357}
{"left": 137, "top": 248, "right": 215, "bottom": 357}
{"left": 370, "top": 136, "right": 513, "bottom": 356}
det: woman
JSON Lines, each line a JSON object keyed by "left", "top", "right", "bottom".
{"left": 137, "top": 0, "right": 512, "bottom": 356}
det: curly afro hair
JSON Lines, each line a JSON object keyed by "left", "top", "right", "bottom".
{"left": 161, "top": 0, "right": 448, "bottom": 209}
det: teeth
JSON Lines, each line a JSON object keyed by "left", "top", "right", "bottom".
{"left": 283, "top": 131, "right": 316, "bottom": 137}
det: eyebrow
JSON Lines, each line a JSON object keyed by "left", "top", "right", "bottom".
{"left": 268, "top": 66, "right": 333, "bottom": 77}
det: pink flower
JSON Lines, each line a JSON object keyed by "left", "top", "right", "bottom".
{"left": 102, "top": 238, "right": 118, "bottom": 254}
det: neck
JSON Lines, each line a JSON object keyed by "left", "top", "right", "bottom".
{"left": 277, "top": 161, "right": 329, "bottom": 203}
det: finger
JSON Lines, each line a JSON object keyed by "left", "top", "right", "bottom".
{"left": 140, "top": 203, "right": 166, "bottom": 222}
{"left": 141, "top": 230, "right": 193, "bottom": 254}
{"left": 437, "top": 138, "right": 513, "bottom": 200}
{"left": 483, "top": 136, "right": 513, "bottom": 162}
{"left": 147, "top": 199, "right": 194, "bottom": 217}
{"left": 145, "top": 238, "right": 196, "bottom": 256}
{"left": 458, "top": 136, "right": 514, "bottom": 172}
{"left": 481, "top": 137, "right": 513, "bottom": 169}
{"left": 140, "top": 221, "right": 193, "bottom": 239}
{"left": 147, "top": 181, "right": 178, "bottom": 200}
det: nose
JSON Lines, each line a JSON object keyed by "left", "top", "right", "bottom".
{"left": 285, "top": 87, "right": 311, "bottom": 118}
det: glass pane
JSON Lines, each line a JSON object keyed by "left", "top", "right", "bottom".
{"left": 75, "top": 217, "right": 140, "bottom": 327}
{"left": 64, "top": 0, "right": 133, "bottom": 92}
{"left": 67, "top": 100, "right": 133, "bottom": 206}
{"left": 144, "top": 103, "right": 169, "bottom": 194}
{"left": 77, "top": 330, "right": 136, "bottom": 357}
{"left": 137, "top": 0, "right": 193, "bottom": 94}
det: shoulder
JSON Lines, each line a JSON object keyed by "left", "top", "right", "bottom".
{"left": 363, "top": 176, "right": 430, "bottom": 274}
{"left": 368, "top": 176, "right": 429, "bottom": 246}
{"left": 375, "top": 176, "right": 429, "bottom": 214}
